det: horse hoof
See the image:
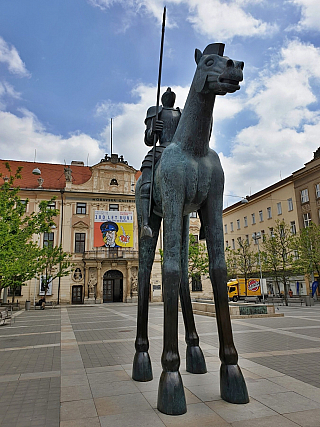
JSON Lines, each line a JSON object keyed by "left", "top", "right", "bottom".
{"left": 157, "top": 371, "right": 187, "bottom": 415}
{"left": 132, "top": 351, "right": 153, "bottom": 382}
{"left": 140, "top": 225, "right": 153, "bottom": 238}
{"left": 186, "top": 345, "right": 207, "bottom": 374}
{"left": 220, "top": 364, "right": 249, "bottom": 404}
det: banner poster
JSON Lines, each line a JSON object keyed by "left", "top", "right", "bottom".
{"left": 94, "top": 210, "right": 134, "bottom": 248}
{"left": 39, "top": 276, "right": 53, "bottom": 296}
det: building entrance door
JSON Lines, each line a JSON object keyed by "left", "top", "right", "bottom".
{"left": 103, "top": 270, "right": 123, "bottom": 302}
{"left": 72, "top": 286, "right": 83, "bottom": 304}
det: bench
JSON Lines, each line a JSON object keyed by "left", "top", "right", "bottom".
{"left": 0, "top": 307, "right": 13, "bottom": 326}
{"left": 34, "top": 301, "right": 56, "bottom": 309}
{"left": 0, "top": 302, "right": 20, "bottom": 311}
{"left": 267, "top": 297, "right": 284, "bottom": 305}
{"left": 288, "top": 296, "right": 304, "bottom": 306}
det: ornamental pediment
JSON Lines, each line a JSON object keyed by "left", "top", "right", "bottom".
{"left": 72, "top": 220, "right": 89, "bottom": 229}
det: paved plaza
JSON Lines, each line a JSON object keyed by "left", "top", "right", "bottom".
{"left": 0, "top": 304, "right": 320, "bottom": 426}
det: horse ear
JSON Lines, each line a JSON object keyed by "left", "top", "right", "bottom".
{"left": 195, "top": 49, "right": 202, "bottom": 64}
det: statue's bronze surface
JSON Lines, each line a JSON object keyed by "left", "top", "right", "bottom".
{"left": 133, "top": 43, "right": 249, "bottom": 415}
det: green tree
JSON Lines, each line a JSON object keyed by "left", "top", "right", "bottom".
{"left": 225, "top": 239, "right": 256, "bottom": 295}
{"left": 0, "top": 163, "right": 58, "bottom": 298}
{"left": 295, "top": 222, "right": 320, "bottom": 280}
{"left": 260, "top": 220, "right": 296, "bottom": 305}
{"left": 38, "top": 245, "right": 73, "bottom": 297}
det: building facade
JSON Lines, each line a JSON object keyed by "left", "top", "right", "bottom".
{"left": 1, "top": 155, "right": 212, "bottom": 305}
{"left": 223, "top": 150, "right": 320, "bottom": 296}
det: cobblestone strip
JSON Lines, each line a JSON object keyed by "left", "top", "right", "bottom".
{"left": 60, "top": 308, "right": 101, "bottom": 427}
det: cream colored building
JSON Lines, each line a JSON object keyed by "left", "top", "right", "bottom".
{"left": 223, "top": 150, "right": 320, "bottom": 296}
{"left": 1, "top": 155, "right": 212, "bottom": 305}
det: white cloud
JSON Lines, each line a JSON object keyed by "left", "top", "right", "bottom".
{"left": 290, "top": 0, "right": 320, "bottom": 31}
{"left": 0, "top": 110, "right": 104, "bottom": 165}
{"left": 221, "top": 40, "right": 320, "bottom": 201}
{"left": 87, "top": 0, "right": 277, "bottom": 40}
{"left": 0, "top": 81, "right": 21, "bottom": 110}
{"left": 0, "top": 37, "right": 29, "bottom": 77}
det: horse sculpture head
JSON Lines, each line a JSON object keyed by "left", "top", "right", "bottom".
{"left": 194, "top": 43, "right": 244, "bottom": 95}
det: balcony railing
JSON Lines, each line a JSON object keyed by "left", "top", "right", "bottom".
{"left": 83, "top": 247, "right": 138, "bottom": 260}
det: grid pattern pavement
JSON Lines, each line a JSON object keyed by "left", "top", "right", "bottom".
{"left": 1, "top": 304, "right": 320, "bottom": 426}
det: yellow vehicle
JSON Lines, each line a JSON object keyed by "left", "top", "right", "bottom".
{"left": 227, "top": 278, "right": 262, "bottom": 302}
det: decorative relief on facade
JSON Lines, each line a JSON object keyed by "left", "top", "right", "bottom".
{"left": 130, "top": 267, "right": 138, "bottom": 296}
{"left": 301, "top": 203, "right": 311, "bottom": 212}
{"left": 72, "top": 267, "right": 83, "bottom": 282}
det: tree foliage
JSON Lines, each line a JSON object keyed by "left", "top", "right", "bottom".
{"left": 38, "top": 245, "right": 73, "bottom": 296}
{"left": 0, "top": 163, "right": 59, "bottom": 297}
{"left": 260, "top": 219, "right": 296, "bottom": 305}
{"left": 295, "top": 222, "right": 320, "bottom": 279}
{"left": 225, "top": 239, "right": 257, "bottom": 295}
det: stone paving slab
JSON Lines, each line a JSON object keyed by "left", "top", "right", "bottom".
{"left": 1, "top": 304, "right": 320, "bottom": 425}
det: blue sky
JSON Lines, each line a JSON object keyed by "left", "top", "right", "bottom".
{"left": 1, "top": 0, "right": 320, "bottom": 205}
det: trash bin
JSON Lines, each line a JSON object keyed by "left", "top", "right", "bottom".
{"left": 25, "top": 300, "right": 31, "bottom": 311}
{"left": 305, "top": 296, "right": 314, "bottom": 306}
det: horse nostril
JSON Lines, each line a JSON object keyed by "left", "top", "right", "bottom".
{"left": 226, "top": 59, "right": 234, "bottom": 68}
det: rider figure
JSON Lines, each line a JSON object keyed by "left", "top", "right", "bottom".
{"left": 140, "top": 87, "right": 182, "bottom": 238}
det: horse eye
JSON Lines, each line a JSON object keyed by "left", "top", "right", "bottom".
{"left": 206, "top": 59, "right": 214, "bottom": 67}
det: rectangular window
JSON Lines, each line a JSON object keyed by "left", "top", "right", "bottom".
{"left": 303, "top": 212, "right": 311, "bottom": 228}
{"left": 224, "top": 224, "right": 228, "bottom": 234}
{"left": 76, "top": 202, "right": 87, "bottom": 215}
{"left": 290, "top": 221, "right": 296, "bottom": 235}
{"left": 230, "top": 222, "right": 234, "bottom": 232}
{"left": 270, "top": 227, "right": 274, "bottom": 237}
{"left": 231, "top": 239, "right": 235, "bottom": 250}
{"left": 287, "top": 198, "right": 293, "bottom": 211}
{"left": 251, "top": 213, "right": 256, "bottom": 225}
{"left": 47, "top": 201, "right": 56, "bottom": 211}
{"left": 316, "top": 184, "right": 320, "bottom": 199}
{"left": 245, "top": 235, "right": 249, "bottom": 244}
{"left": 75, "top": 233, "right": 86, "bottom": 253}
{"left": 109, "top": 204, "right": 119, "bottom": 211}
{"left": 192, "top": 274, "right": 202, "bottom": 292}
{"left": 244, "top": 216, "right": 248, "bottom": 227}
{"left": 43, "top": 232, "right": 54, "bottom": 248}
{"left": 301, "top": 189, "right": 309, "bottom": 204}
{"left": 267, "top": 207, "right": 272, "bottom": 219}
{"left": 277, "top": 202, "right": 282, "bottom": 215}
{"left": 225, "top": 240, "right": 228, "bottom": 248}
{"left": 236, "top": 219, "right": 240, "bottom": 230}
{"left": 259, "top": 210, "right": 263, "bottom": 222}
{"left": 190, "top": 211, "right": 197, "bottom": 218}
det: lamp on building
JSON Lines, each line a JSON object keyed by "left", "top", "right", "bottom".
{"left": 110, "top": 178, "right": 118, "bottom": 186}
{"left": 252, "top": 231, "right": 265, "bottom": 301}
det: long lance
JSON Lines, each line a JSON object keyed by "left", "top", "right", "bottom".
{"left": 149, "top": 6, "right": 166, "bottom": 218}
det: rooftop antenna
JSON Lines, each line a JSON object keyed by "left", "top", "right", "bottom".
{"left": 87, "top": 153, "right": 89, "bottom": 166}
{"left": 110, "top": 118, "right": 113, "bottom": 155}
{"left": 34, "top": 149, "right": 36, "bottom": 163}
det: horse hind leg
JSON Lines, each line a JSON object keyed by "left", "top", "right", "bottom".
{"left": 180, "top": 215, "right": 206, "bottom": 374}
{"left": 200, "top": 199, "right": 249, "bottom": 404}
{"left": 132, "top": 212, "right": 161, "bottom": 382}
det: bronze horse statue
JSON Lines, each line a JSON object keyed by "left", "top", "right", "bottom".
{"left": 132, "top": 43, "right": 249, "bottom": 415}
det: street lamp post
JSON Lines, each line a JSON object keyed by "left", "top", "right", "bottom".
{"left": 252, "top": 232, "right": 265, "bottom": 302}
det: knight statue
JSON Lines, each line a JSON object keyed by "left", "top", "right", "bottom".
{"left": 140, "top": 87, "right": 182, "bottom": 238}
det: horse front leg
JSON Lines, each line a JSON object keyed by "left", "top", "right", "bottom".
{"left": 157, "top": 208, "right": 186, "bottom": 415}
{"left": 180, "top": 214, "right": 207, "bottom": 374}
{"left": 200, "top": 187, "right": 249, "bottom": 404}
{"left": 132, "top": 212, "right": 161, "bottom": 382}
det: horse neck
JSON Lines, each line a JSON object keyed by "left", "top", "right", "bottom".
{"left": 174, "top": 83, "right": 216, "bottom": 157}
